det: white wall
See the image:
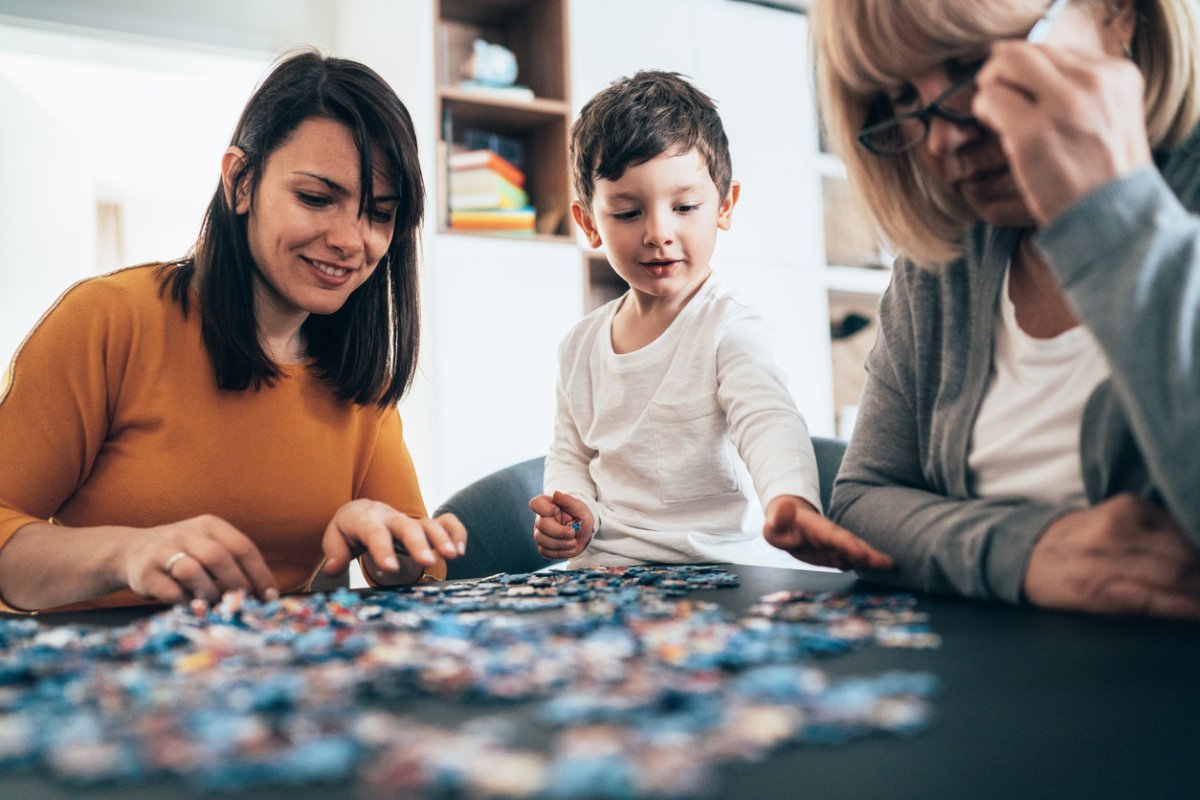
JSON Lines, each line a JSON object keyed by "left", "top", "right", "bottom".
{"left": 0, "top": 74, "right": 93, "bottom": 367}
{"left": 0, "top": 22, "right": 270, "bottom": 367}
{"left": 0, "top": 0, "right": 336, "bottom": 52}
{"left": 425, "top": 235, "right": 583, "bottom": 500}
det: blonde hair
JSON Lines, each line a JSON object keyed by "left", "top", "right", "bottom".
{"left": 810, "top": 0, "right": 1200, "bottom": 266}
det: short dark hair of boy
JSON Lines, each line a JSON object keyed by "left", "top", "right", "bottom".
{"left": 570, "top": 70, "right": 732, "bottom": 212}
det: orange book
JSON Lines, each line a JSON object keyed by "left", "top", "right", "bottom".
{"left": 448, "top": 149, "right": 525, "bottom": 188}
{"left": 449, "top": 206, "right": 536, "bottom": 231}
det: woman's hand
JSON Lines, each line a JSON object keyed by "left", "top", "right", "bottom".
{"left": 321, "top": 499, "right": 466, "bottom": 584}
{"left": 530, "top": 491, "right": 594, "bottom": 560}
{"left": 1024, "top": 494, "right": 1200, "bottom": 619}
{"left": 973, "top": 38, "right": 1152, "bottom": 225}
{"left": 124, "top": 514, "right": 279, "bottom": 606}
{"left": 763, "top": 495, "right": 895, "bottom": 571}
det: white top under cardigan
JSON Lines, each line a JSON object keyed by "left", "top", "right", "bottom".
{"left": 544, "top": 272, "right": 823, "bottom": 569}
{"left": 968, "top": 264, "right": 1111, "bottom": 506}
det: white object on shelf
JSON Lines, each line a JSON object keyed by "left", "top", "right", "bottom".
{"left": 816, "top": 151, "right": 846, "bottom": 179}
{"left": 837, "top": 405, "right": 859, "bottom": 440}
{"left": 823, "top": 264, "right": 892, "bottom": 296}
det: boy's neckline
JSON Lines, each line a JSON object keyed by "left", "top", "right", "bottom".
{"left": 608, "top": 270, "right": 715, "bottom": 356}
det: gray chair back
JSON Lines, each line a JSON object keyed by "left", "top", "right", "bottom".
{"left": 812, "top": 436, "right": 848, "bottom": 514}
{"left": 433, "top": 456, "right": 559, "bottom": 580}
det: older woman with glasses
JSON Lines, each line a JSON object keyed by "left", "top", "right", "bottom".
{"left": 810, "top": 0, "right": 1200, "bottom": 618}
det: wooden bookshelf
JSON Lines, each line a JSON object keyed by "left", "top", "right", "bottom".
{"left": 818, "top": 161, "right": 892, "bottom": 437}
{"left": 584, "top": 252, "right": 628, "bottom": 314}
{"left": 434, "top": 0, "right": 572, "bottom": 240}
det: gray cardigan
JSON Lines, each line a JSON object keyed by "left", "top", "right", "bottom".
{"left": 830, "top": 125, "right": 1200, "bottom": 604}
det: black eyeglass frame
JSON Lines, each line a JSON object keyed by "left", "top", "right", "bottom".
{"left": 856, "top": 0, "right": 1070, "bottom": 157}
{"left": 855, "top": 69, "right": 980, "bottom": 156}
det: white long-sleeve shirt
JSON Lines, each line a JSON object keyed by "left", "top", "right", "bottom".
{"left": 545, "top": 273, "right": 822, "bottom": 568}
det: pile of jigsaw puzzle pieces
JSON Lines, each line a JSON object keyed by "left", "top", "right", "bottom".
{"left": 0, "top": 565, "right": 940, "bottom": 797}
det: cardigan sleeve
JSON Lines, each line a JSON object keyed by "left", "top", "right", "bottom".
{"left": 1037, "top": 165, "right": 1200, "bottom": 545}
{"left": 829, "top": 263, "right": 1065, "bottom": 603}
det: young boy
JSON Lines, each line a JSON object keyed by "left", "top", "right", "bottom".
{"left": 530, "top": 71, "right": 892, "bottom": 572}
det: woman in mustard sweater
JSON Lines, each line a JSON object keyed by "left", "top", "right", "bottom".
{"left": 0, "top": 50, "right": 464, "bottom": 612}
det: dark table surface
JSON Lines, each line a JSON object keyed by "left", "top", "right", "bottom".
{"left": 5, "top": 565, "right": 1199, "bottom": 800}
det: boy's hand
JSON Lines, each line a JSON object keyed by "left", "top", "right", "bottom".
{"left": 530, "top": 491, "right": 594, "bottom": 559}
{"left": 763, "top": 495, "right": 894, "bottom": 571}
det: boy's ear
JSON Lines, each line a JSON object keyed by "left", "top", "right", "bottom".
{"left": 572, "top": 201, "right": 603, "bottom": 248}
{"left": 717, "top": 181, "right": 740, "bottom": 231}
{"left": 221, "top": 146, "right": 251, "bottom": 214}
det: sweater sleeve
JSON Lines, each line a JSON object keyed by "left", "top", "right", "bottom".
{"left": 1036, "top": 166, "right": 1200, "bottom": 545}
{"left": 0, "top": 280, "right": 122, "bottom": 553}
{"left": 829, "top": 264, "right": 1065, "bottom": 603}
{"left": 542, "top": 335, "right": 603, "bottom": 530}
{"left": 715, "top": 308, "right": 821, "bottom": 513}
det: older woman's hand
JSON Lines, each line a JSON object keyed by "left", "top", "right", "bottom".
{"left": 973, "top": 39, "right": 1153, "bottom": 226}
{"left": 1024, "top": 494, "right": 1200, "bottom": 619}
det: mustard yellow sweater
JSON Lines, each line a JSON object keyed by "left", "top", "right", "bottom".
{"left": 0, "top": 265, "right": 431, "bottom": 611}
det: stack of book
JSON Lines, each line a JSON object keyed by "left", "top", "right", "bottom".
{"left": 447, "top": 149, "right": 536, "bottom": 234}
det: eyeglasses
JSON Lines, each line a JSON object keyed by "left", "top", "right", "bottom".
{"left": 856, "top": 0, "right": 1071, "bottom": 157}
{"left": 856, "top": 73, "right": 978, "bottom": 156}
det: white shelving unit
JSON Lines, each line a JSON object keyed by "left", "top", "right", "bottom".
{"left": 823, "top": 264, "right": 892, "bottom": 296}
{"left": 814, "top": 131, "right": 892, "bottom": 441}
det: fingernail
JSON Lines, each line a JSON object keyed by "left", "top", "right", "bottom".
{"left": 420, "top": 549, "right": 434, "bottom": 563}
{"left": 385, "top": 556, "right": 400, "bottom": 571}
{"left": 265, "top": 588, "right": 280, "bottom": 602}
{"left": 458, "top": 541, "right": 467, "bottom": 556}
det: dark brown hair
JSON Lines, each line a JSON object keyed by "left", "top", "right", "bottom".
{"left": 570, "top": 70, "right": 732, "bottom": 211}
{"left": 162, "top": 48, "right": 425, "bottom": 407}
